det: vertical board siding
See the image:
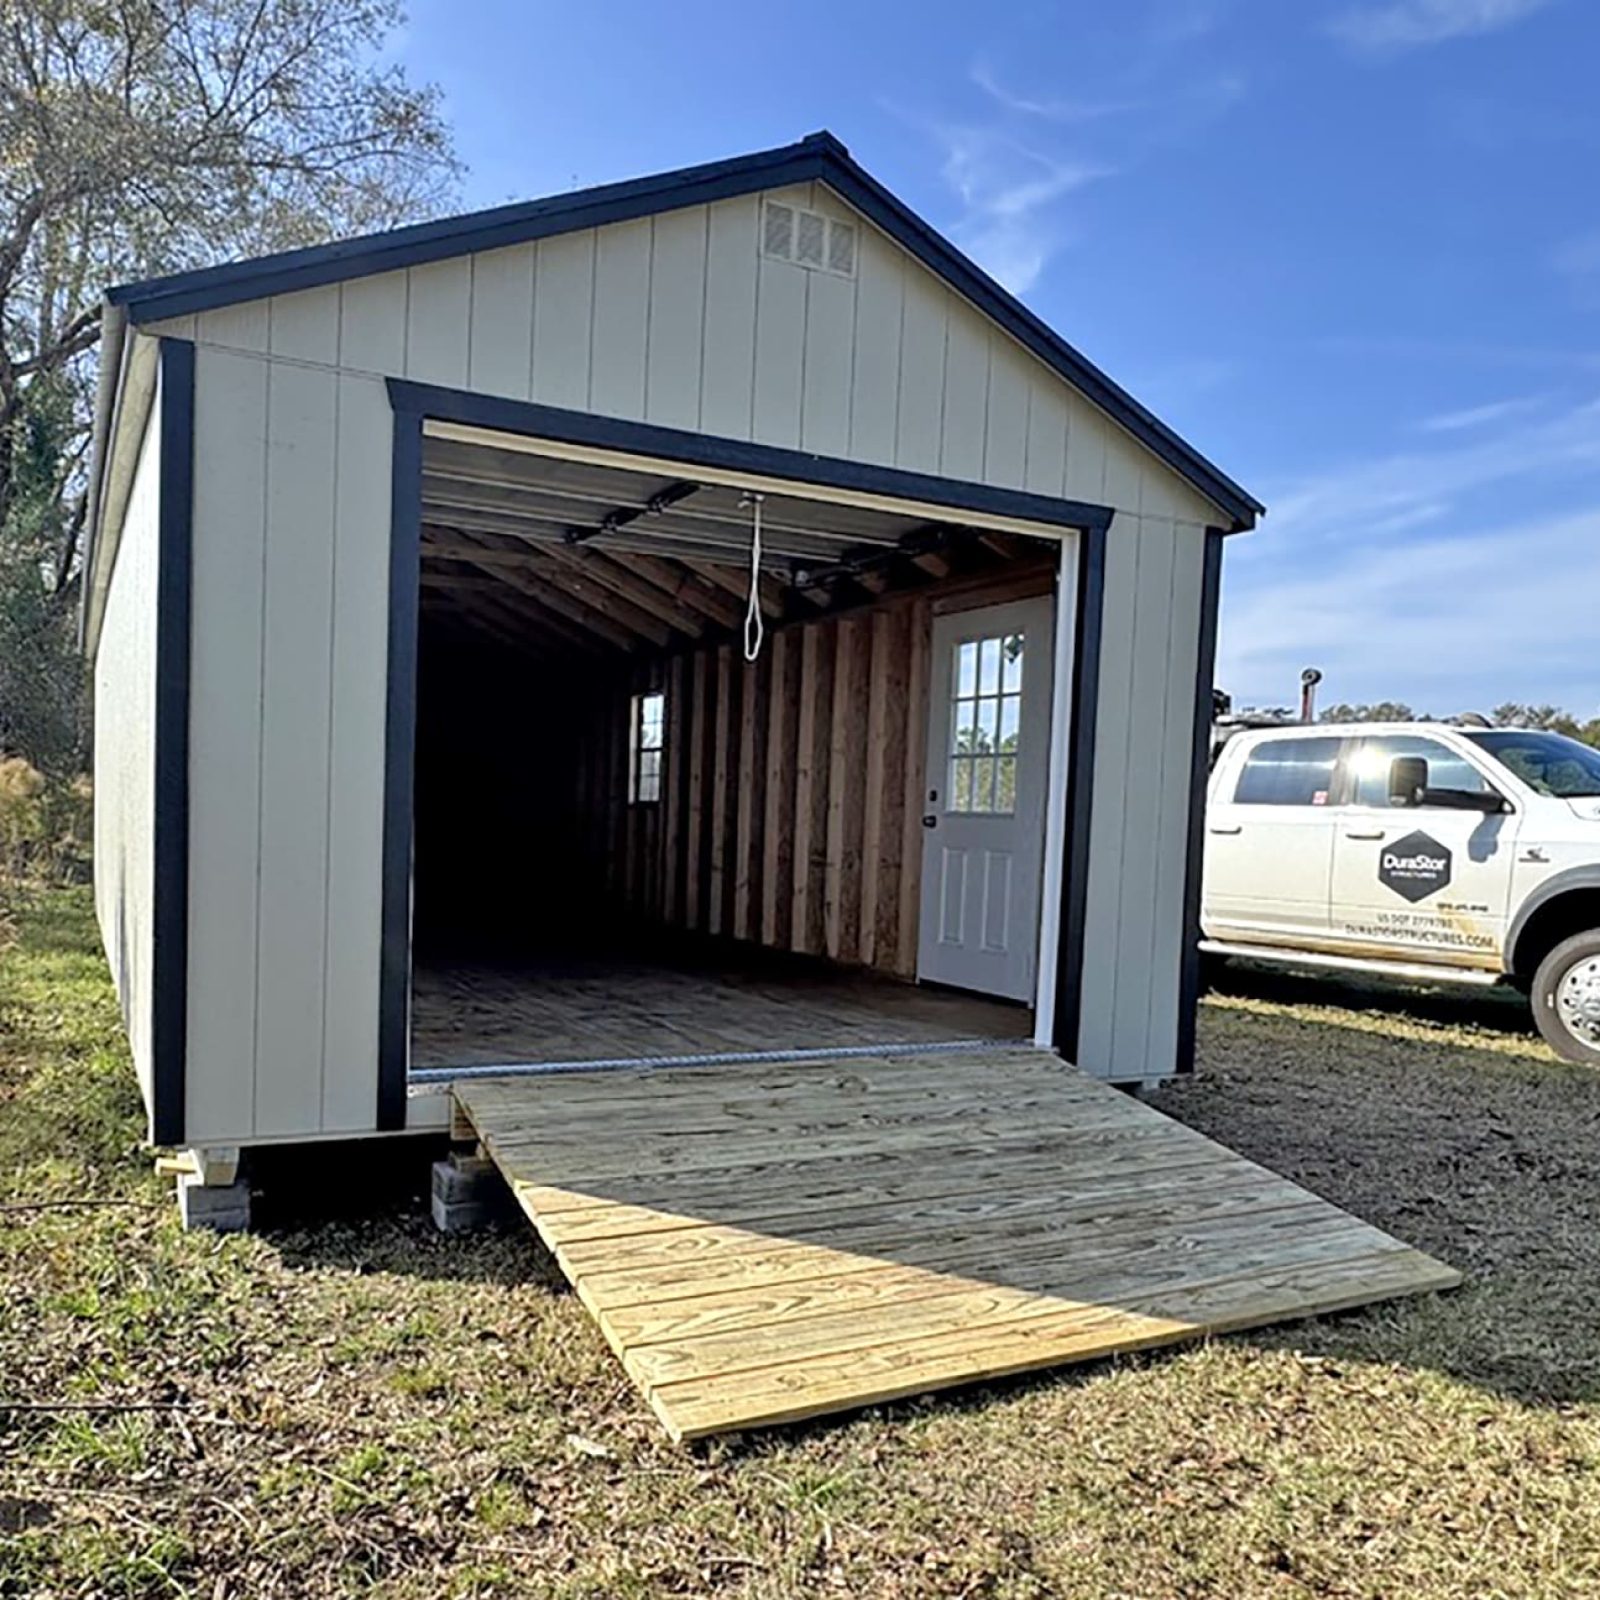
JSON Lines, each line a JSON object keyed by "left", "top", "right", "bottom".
{"left": 590, "top": 217, "right": 651, "bottom": 418}
{"left": 93, "top": 385, "right": 162, "bottom": 1116}
{"left": 531, "top": 231, "right": 595, "bottom": 410}
{"left": 467, "top": 245, "right": 536, "bottom": 399}
{"left": 268, "top": 287, "right": 340, "bottom": 363}
{"left": 983, "top": 339, "right": 1031, "bottom": 492}
{"left": 185, "top": 348, "right": 267, "bottom": 1142}
{"left": 800, "top": 269, "right": 856, "bottom": 458}
{"left": 699, "top": 195, "right": 759, "bottom": 438}
{"left": 320, "top": 374, "right": 393, "bottom": 1131}
{"left": 848, "top": 231, "right": 904, "bottom": 466}
{"left": 253, "top": 360, "right": 339, "bottom": 1137}
{"left": 1073, "top": 512, "right": 1213, "bottom": 1083}
{"left": 895, "top": 272, "right": 948, "bottom": 475}
{"left": 939, "top": 315, "right": 989, "bottom": 483}
{"left": 339, "top": 273, "right": 408, "bottom": 375}
{"left": 406, "top": 258, "right": 472, "bottom": 388}
{"left": 645, "top": 208, "right": 708, "bottom": 431}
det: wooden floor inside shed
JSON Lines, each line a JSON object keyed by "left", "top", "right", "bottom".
{"left": 453, "top": 1051, "right": 1460, "bottom": 1440}
{"left": 412, "top": 947, "right": 1031, "bottom": 1068}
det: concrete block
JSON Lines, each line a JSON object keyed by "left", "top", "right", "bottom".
{"left": 177, "top": 1172, "right": 252, "bottom": 1233}
{"left": 431, "top": 1155, "right": 504, "bottom": 1206}
{"left": 431, "top": 1192, "right": 498, "bottom": 1234}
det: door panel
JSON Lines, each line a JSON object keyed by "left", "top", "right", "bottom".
{"left": 1202, "top": 735, "right": 1345, "bottom": 945}
{"left": 1328, "top": 735, "right": 1519, "bottom": 967}
{"left": 918, "top": 595, "right": 1054, "bottom": 1001}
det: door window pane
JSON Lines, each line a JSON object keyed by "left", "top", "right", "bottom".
{"left": 1233, "top": 737, "right": 1343, "bottom": 807}
{"left": 946, "top": 630, "right": 1025, "bottom": 814}
{"left": 1350, "top": 736, "right": 1490, "bottom": 807}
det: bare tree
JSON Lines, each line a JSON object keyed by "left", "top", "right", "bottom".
{"left": 0, "top": 0, "right": 458, "bottom": 767}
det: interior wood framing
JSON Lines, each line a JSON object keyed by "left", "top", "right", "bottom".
{"left": 415, "top": 434, "right": 1065, "bottom": 983}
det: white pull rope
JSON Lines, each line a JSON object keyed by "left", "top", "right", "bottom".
{"left": 741, "top": 491, "right": 765, "bottom": 662}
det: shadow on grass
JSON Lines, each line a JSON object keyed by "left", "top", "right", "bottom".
{"left": 1207, "top": 954, "right": 1538, "bottom": 1040}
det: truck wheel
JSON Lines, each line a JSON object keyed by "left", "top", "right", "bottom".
{"left": 1531, "top": 931, "right": 1600, "bottom": 1065}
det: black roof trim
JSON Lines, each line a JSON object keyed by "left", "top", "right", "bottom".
{"left": 109, "top": 130, "right": 1261, "bottom": 529}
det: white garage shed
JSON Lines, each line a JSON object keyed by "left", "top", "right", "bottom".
{"left": 84, "top": 131, "right": 1263, "bottom": 1175}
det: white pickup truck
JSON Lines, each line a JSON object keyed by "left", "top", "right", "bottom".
{"left": 1201, "top": 720, "right": 1600, "bottom": 1063}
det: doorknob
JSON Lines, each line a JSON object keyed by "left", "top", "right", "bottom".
{"left": 922, "top": 814, "right": 938, "bottom": 829}
{"left": 1345, "top": 829, "right": 1385, "bottom": 841}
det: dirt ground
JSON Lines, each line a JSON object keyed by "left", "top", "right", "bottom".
{"left": 3, "top": 890, "right": 1599, "bottom": 1599}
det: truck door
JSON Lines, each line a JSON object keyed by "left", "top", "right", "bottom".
{"left": 1328, "top": 733, "right": 1520, "bottom": 968}
{"left": 1203, "top": 734, "right": 1346, "bottom": 946}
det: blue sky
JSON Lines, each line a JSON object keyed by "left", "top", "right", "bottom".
{"left": 394, "top": 0, "right": 1599, "bottom": 716}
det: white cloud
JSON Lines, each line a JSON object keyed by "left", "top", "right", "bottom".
{"left": 1416, "top": 395, "right": 1542, "bottom": 432}
{"left": 1218, "top": 506, "right": 1600, "bottom": 716}
{"left": 1218, "top": 397, "right": 1600, "bottom": 712}
{"left": 969, "top": 63, "right": 1144, "bottom": 124}
{"left": 1328, "top": 0, "right": 1555, "bottom": 53}
{"left": 933, "top": 126, "right": 1111, "bottom": 292}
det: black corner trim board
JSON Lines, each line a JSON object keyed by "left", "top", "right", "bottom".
{"left": 151, "top": 338, "right": 194, "bottom": 1147}
{"left": 386, "top": 381, "right": 1114, "bottom": 533}
{"left": 377, "top": 410, "right": 425, "bottom": 1131}
{"left": 1050, "top": 523, "right": 1108, "bottom": 1064}
{"left": 1175, "top": 528, "right": 1227, "bottom": 1076}
{"left": 108, "top": 131, "right": 1260, "bottom": 532}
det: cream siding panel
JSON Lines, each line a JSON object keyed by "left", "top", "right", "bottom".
{"left": 895, "top": 270, "right": 947, "bottom": 474}
{"left": 143, "top": 312, "right": 197, "bottom": 341}
{"left": 752, "top": 254, "right": 806, "bottom": 447}
{"left": 531, "top": 230, "right": 595, "bottom": 410}
{"left": 467, "top": 246, "right": 536, "bottom": 399}
{"left": 1102, "top": 423, "right": 1145, "bottom": 518}
{"left": 406, "top": 258, "right": 472, "bottom": 388}
{"left": 340, "top": 273, "right": 408, "bottom": 375}
{"left": 800, "top": 268, "right": 855, "bottom": 458}
{"left": 847, "top": 231, "right": 903, "bottom": 465}
{"left": 1063, "top": 401, "right": 1109, "bottom": 506}
{"left": 939, "top": 311, "right": 989, "bottom": 482}
{"left": 253, "top": 360, "right": 338, "bottom": 1137}
{"left": 185, "top": 348, "right": 268, "bottom": 1142}
{"left": 1023, "top": 379, "right": 1069, "bottom": 498}
{"left": 321, "top": 373, "right": 393, "bottom": 1130}
{"left": 590, "top": 217, "right": 651, "bottom": 418}
{"left": 1105, "top": 516, "right": 1178, "bottom": 1078}
{"left": 1144, "top": 524, "right": 1208, "bottom": 1077}
{"left": 983, "top": 336, "right": 1030, "bottom": 490}
{"left": 1139, "top": 463, "right": 1226, "bottom": 527}
{"left": 645, "top": 209, "right": 708, "bottom": 430}
{"left": 1073, "top": 510, "right": 1140, "bottom": 1076}
{"left": 268, "top": 287, "right": 340, "bottom": 363}
{"left": 196, "top": 299, "right": 268, "bottom": 353}
{"left": 93, "top": 391, "right": 161, "bottom": 1115}
{"left": 699, "top": 195, "right": 759, "bottom": 439}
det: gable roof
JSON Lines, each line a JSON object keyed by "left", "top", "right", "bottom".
{"left": 107, "top": 131, "right": 1262, "bottom": 530}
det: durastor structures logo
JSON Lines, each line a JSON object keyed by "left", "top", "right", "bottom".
{"left": 1379, "top": 831, "right": 1452, "bottom": 903}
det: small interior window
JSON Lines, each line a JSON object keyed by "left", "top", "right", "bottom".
{"left": 630, "top": 691, "right": 665, "bottom": 803}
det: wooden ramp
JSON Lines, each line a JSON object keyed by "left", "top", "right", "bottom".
{"left": 453, "top": 1051, "right": 1459, "bottom": 1440}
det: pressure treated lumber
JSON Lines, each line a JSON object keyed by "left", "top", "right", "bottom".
{"left": 454, "top": 1050, "right": 1460, "bottom": 1441}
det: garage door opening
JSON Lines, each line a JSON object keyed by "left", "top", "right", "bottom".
{"left": 406, "top": 422, "right": 1074, "bottom": 1079}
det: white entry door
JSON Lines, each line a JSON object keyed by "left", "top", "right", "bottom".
{"left": 918, "top": 595, "right": 1055, "bottom": 1001}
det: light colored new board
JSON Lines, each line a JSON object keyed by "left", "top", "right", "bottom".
{"left": 455, "top": 1050, "right": 1459, "bottom": 1441}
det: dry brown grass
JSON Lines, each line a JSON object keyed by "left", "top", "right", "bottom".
{"left": 3, "top": 892, "right": 1598, "bottom": 1598}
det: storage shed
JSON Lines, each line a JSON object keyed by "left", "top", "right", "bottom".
{"left": 84, "top": 131, "right": 1264, "bottom": 1172}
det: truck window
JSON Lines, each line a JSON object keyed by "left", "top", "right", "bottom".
{"left": 1232, "top": 737, "right": 1343, "bottom": 806}
{"left": 1349, "top": 735, "right": 1490, "bottom": 807}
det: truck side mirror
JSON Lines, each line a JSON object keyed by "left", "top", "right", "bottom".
{"left": 1388, "top": 755, "right": 1428, "bottom": 807}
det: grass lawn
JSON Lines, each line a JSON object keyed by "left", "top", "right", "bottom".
{"left": 3, "top": 886, "right": 1599, "bottom": 1598}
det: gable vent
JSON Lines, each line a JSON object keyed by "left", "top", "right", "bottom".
{"left": 761, "top": 201, "right": 857, "bottom": 279}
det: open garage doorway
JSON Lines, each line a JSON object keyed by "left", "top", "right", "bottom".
{"left": 405, "top": 419, "right": 1076, "bottom": 1080}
